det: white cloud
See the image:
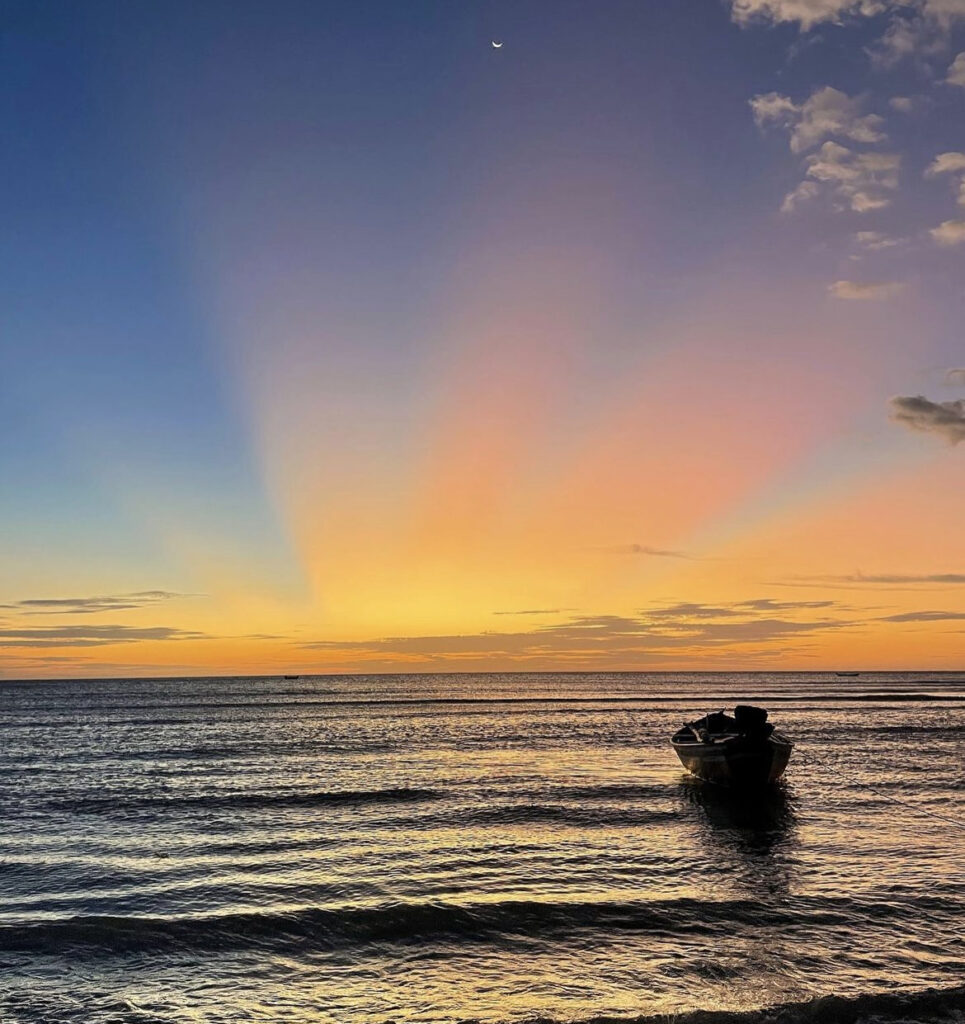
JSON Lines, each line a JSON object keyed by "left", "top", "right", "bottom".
{"left": 926, "top": 0, "right": 965, "bottom": 27}
{"left": 873, "top": 13, "right": 947, "bottom": 64}
{"left": 850, "top": 191, "right": 893, "bottom": 211}
{"left": 750, "top": 92, "right": 800, "bottom": 130}
{"left": 925, "top": 153, "right": 965, "bottom": 209}
{"left": 781, "top": 180, "right": 822, "bottom": 211}
{"left": 732, "top": 0, "right": 965, "bottom": 75}
{"left": 730, "top": 0, "right": 887, "bottom": 29}
{"left": 855, "top": 230, "right": 901, "bottom": 248}
{"left": 751, "top": 87, "right": 887, "bottom": 153}
{"left": 945, "top": 368, "right": 965, "bottom": 385}
{"left": 788, "top": 141, "right": 901, "bottom": 211}
{"left": 930, "top": 219, "right": 965, "bottom": 244}
{"left": 730, "top": 0, "right": 965, "bottom": 29}
{"left": 947, "top": 51, "right": 965, "bottom": 84}
{"left": 829, "top": 279, "right": 906, "bottom": 298}
{"left": 805, "top": 143, "right": 899, "bottom": 188}
{"left": 753, "top": 90, "right": 898, "bottom": 214}
{"left": 925, "top": 151, "right": 965, "bottom": 176}
{"left": 889, "top": 95, "right": 915, "bottom": 111}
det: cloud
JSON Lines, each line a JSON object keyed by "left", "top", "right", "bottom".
{"left": 749, "top": 91, "right": 800, "bottom": 129}
{"left": 854, "top": 230, "right": 901, "bottom": 249}
{"left": 751, "top": 87, "right": 886, "bottom": 154}
{"left": 781, "top": 180, "right": 822, "bottom": 212}
{"left": 872, "top": 11, "right": 949, "bottom": 65}
{"left": 751, "top": 89, "right": 899, "bottom": 215}
{"left": 642, "top": 602, "right": 741, "bottom": 619}
{"left": 945, "top": 368, "right": 965, "bottom": 385}
{"left": 924, "top": 152, "right": 965, "bottom": 176}
{"left": 929, "top": 219, "right": 965, "bottom": 245}
{"left": 880, "top": 610, "right": 965, "bottom": 621}
{"left": 888, "top": 96, "right": 915, "bottom": 112}
{"left": 829, "top": 279, "right": 905, "bottom": 299}
{"left": 737, "top": 598, "right": 837, "bottom": 610}
{"left": 850, "top": 191, "right": 893, "bottom": 212}
{"left": 926, "top": 0, "right": 965, "bottom": 26}
{"left": 608, "top": 544, "right": 698, "bottom": 560}
{"left": 781, "top": 572, "right": 965, "bottom": 587}
{"left": 730, "top": 0, "right": 888, "bottom": 30}
{"left": 774, "top": 140, "right": 900, "bottom": 214}
{"left": 4, "top": 591, "right": 188, "bottom": 616}
{"left": 731, "top": 1, "right": 965, "bottom": 77}
{"left": 817, "top": 572, "right": 965, "bottom": 584}
{"left": 889, "top": 394, "right": 965, "bottom": 443}
{"left": 804, "top": 142, "right": 900, "bottom": 211}
{"left": 0, "top": 654, "right": 212, "bottom": 678}
{"left": 924, "top": 153, "right": 965, "bottom": 211}
{"left": 643, "top": 598, "right": 836, "bottom": 618}
{"left": 298, "top": 600, "right": 863, "bottom": 666}
{"left": 0, "top": 624, "right": 208, "bottom": 649}
{"left": 729, "top": 0, "right": 965, "bottom": 32}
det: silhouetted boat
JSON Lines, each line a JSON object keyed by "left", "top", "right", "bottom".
{"left": 283, "top": 674, "right": 300, "bottom": 680}
{"left": 835, "top": 671, "right": 860, "bottom": 677}
{"left": 671, "top": 705, "right": 792, "bottom": 787}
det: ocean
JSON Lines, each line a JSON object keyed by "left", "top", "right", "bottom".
{"left": 1, "top": 672, "right": 963, "bottom": 1024}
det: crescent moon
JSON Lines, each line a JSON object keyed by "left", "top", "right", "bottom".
{"left": 491, "top": 40, "right": 503, "bottom": 48}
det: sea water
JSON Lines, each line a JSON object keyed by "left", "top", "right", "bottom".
{"left": 1, "top": 672, "right": 963, "bottom": 1023}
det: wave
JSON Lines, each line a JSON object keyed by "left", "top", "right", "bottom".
{"left": 548, "top": 784, "right": 672, "bottom": 800}
{"left": 52, "top": 786, "right": 442, "bottom": 816}
{"left": 50, "top": 785, "right": 679, "bottom": 825}
{"left": 540, "top": 982, "right": 965, "bottom": 1024}
{"left": 441, "top": 803, "right": 679, "bottom": 829}
{"left": 3, "top": 893, "right": 960, "bottom": 955}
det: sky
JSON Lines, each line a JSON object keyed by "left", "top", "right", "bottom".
{"left": 1, "top": 0, "right": 963, "bottom": 678}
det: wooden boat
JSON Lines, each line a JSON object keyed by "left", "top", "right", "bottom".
{"left": 671, "top": 705, "right": 792, "bottom": 787}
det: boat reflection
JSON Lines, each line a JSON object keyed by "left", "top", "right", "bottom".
{"left": 678, "top": 777, "right": 798, "bottom": 895}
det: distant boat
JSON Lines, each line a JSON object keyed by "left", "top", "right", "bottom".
{"left": 835, "top": 671, "right": 860, "bottom": 677}
{"left": 671, "top": 705, "right": 793, "bottom": 787}
{"left": 283, "top": 674, "right": 300, "bottom": 680}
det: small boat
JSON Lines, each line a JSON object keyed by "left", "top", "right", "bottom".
{"left": 835, "top": 671, "right": 860, "bottom": 677}
{"left": 671, "top": 705, "right": 792, "bottom": 787}
{"left": 283, "top": 674, "right": 300, "bottom": 680}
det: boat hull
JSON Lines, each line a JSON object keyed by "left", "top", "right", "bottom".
{"left": 672, "top": 733, "right": 792, "bottom": 787}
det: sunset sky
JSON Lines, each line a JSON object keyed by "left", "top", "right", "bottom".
{"left": 2, "top": 0, "right": 963, "bottom": 678}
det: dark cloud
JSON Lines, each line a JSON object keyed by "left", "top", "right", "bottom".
{"left": 4, "top": 591, "right": 188, "bottom": 616}
{"left": 610, "top": 544, "right": 697, "bottom": 559}
{"left": 879, "top": 610, "right": 965, "bottom": 622}
{"left": 639, "top": 599, "right": 834, "bottom": 620}
{"left": 643, "top": 602, "right": 740, "bottom": 619}
{"left": 889, "top": 395, "right": 965, "bottom": 444}
{"left": 786, "top": 573, "right": 965, "bottom": 587}
{"left": 0, "top": 624, "right": 207, "bottom": 649}
{"left": 0, "top": 654, "right": 209, "bottom": 678}
{"left": 736, "top": 598, "right": 835, "bottom": 611}
{"left": 299, "top": 601, "right": 860, "bottom": 665}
